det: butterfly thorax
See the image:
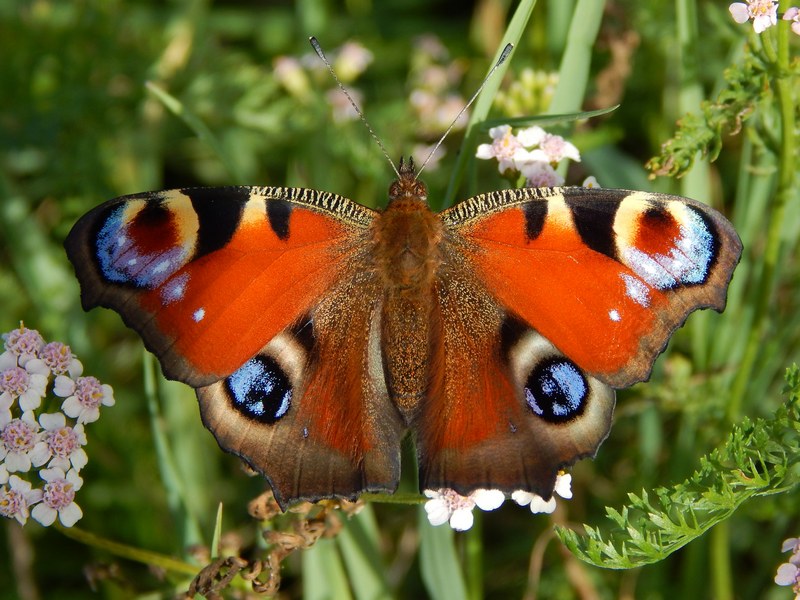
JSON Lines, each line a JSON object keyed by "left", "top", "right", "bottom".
{"left": 375, "top": 168, "right": 442, "bottom": 293}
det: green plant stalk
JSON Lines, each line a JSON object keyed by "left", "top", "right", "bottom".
{"left": 466, "top": 512, "right": 483, "bottom": 600}
{"left": 143, "top": 352, "right": 204, "bottom": 547}
{"left": 727, "top": 17, "right": 796, "bottom": 420}
{"left": 674, "top": 0, "right": 730, "bottom": 595}
{"left": 443, "top": 0, "right": 537, "bottom": 206}
{"left": 55, "top": 523, "right": 199, "bottom": 576}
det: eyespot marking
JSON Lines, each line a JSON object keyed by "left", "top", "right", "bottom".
{"left": 226, "top": 355, "right": 292, "bottom": 424}
{"left": 525, "top": 358, "right": 588, "bottom": 423}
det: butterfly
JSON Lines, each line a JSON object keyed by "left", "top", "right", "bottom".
{"left": 64, "top": 156, "right": 741, "bottom": 510}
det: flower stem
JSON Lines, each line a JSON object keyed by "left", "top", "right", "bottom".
{"left": 727, "top": 15, "right": 796, "bottom": 420}
{"left": 55, "top": 523, "right": 199, "bottom": 576}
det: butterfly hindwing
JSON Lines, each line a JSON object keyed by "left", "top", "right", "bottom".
{"left": 64, "top": 186, "right": 376, "bottom": 386}
{"left": 196, "top": 274, "right": 405, "bottom": 509}
{"left": 442, "top": 187, "right": 742, "bottom": 388}
{"left": 415, "top": 251, "right": 615, "bottom": 498}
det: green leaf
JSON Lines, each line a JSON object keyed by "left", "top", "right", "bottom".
{"left": 303, "top": 537, "right": 354, "bottom": 600}
{"left": 556, "top": 365, "right": 800, "bottom": 569}
{"left": 336, "top": 506, "right": 393, "bottom": 600}
{"left": 418, "top": 507, "right": 469, "bottom": 600}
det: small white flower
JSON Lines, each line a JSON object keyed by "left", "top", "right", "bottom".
{"left": 31, "top": 467, "right": 83, "bottom": 527}
{"left": 582, "top": 175, "right": 601, "bottom": 188}
{"left": 2, "top": 325, "right": 45, "bottom": 366}
{"left": 729, "top": 0, "right": 778, "bottom": 33}
{"left": 0, "top": 475, "right": 43, "bottom": 525}
{"left": 521, "top": 161, "right": 564, "bottom": 188}
{"left": 517, "top": 126, "right": 547, "bottom": 148}
{"left": 783, "top": 7, "right": 800, "bottom": 35}
{"left": 0, "top": 463, "right": 8, "bottom": 485}
{"left": 0, "top": 411, "right": 44, "bottom": 473}
{"left": 37, "top": 342, "right": 83, "bottom": 377}
{"left": 37, "top": 412, "right": 88, "bottom": 471}
{"left": 56, "top": 375, "right": 115, "bottom": 424}
{"left": 512, "top": 472, "right": 573, "bottom": 515}
{"left": 476, "top": 125, "right": 525, "bottom": 174}
{"left": 0, "top": 364, "right": 49, "bottom": 414}
{"left": 775, "top": 562, "right": 800, "bottom": 586}
{"left": 423, "top": 488, "right": 505, "bottom": 531}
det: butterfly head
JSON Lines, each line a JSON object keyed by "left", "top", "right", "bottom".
{"left": 388, "top": 157, "right": 428, "bottom": 206}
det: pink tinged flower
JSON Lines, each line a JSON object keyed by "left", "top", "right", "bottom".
{"left": 0, "top": 463, "right": 8, "bottom": 485}
{"left": 31, "top": 468, "right": 83, "bottom": 527}
{"left": 2, "top": 325, "right": 45, "bottom": 366}
{"left": 784, "top": 7, "right": 800, "bottom": 35}
{"left": 423, "top": 488, "right": 505, "bottom": 531}
{"left": 57, "top": 375, "right": 115, "bottom": 424}
{"left": 0, "top": 475, "right": 43, "bottom": 525}
{"left": 38, "top": 342, "right": 82, "bottom": 377}
{"left": 521, "top": 161, "right": 565, "bottom": 188}
{"left": 38, "top": 412, "right": 88, "bottom": 471}
{"left": 0, "top": 412, "right": 43, "bottom": 473}
{"left": 783, "top": 537, "right": 800, "bottom": 554}
{"left": 539, "top": 133, "right": 581, "bottom": 163}
{"left": 775, "top": 562, "right": 800, "bottom": 586}
{"left": 0, "top": 362, "right": 49, "bottom": 413}
{"left": 476, "top": 125, "right": 525, "bottom": 174}
{"left": 729, "top": 1, "right": 778, "bottom": 33}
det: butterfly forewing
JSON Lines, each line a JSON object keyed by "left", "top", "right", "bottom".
{"left": 442, "top": 186, "right": 742, "bottom": 388}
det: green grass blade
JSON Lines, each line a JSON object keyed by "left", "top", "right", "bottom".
{"left": 303, "top": 537, "right": 354, "bottom": 600}
{"left": 418, "top": 508, "right": 468, "bottom": 600}
{"left": 547, "top": 0, "right": 606, "bottom": 114}
{"left": 336, "top": 505, "right": 393, "bottom": 600}
{"left": 443, "top": 0, "right": 538, "bottom": 206}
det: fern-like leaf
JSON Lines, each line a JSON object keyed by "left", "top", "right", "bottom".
{"left": 556, "top": 366, "right": 800, "bottom": 569}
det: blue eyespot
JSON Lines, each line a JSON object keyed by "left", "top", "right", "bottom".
{"left": 524, "top": 358, "right": 588, "bottom": 423}
{"left": 226, "top": 356, "right": 292, "bottom": 423}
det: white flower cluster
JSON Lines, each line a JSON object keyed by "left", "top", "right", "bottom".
{"left": 423, "top": 472, "right": 573, "bottom": 531}
{"left": 476, "top": 125, "right": 595, "bottom": 189}
{"left": 729, "top": 1, "right": 800, "bottom": 35}
{"left": 775, "top": 537, "right": 800, "bottom": 599}
{"left": 0, "top": 324, "right": 114, "bottom": 527}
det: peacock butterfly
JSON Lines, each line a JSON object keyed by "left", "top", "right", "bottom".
{"left": 63, "top": 36, "right": 741, "bottom": 512}
{"left": 64, "top": 154, "right": 741, "bottom": 510}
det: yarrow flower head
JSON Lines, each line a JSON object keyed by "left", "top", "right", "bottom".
{"left": 55, "top": 374, "right": 115, "bottom": 424}
{"left": 31, "top": 467, "right": 83, "bottom": 527}
{"left": 784, "top": 7, "right": 800, "bottom": 35}
{"left": 0, "top": 323, "right": 114, "bottom": 528}
{"left": 511, "top": 472, "right": 573, "bottom": 514}
{"left": 423, "top": 488, "right": 505, "bottom": 531}
{"left": 729, "top": 0, "right": 778, "bottom": 33}
{"left": 476, "top": 124, "right": 581, "bottom": 186}
{"left": 0, "top": 475, "right": 43, "bottom": 525}
{"left": 3, "top": 324, "right": 44, "bottom": 366}
{"left": 0, "top": 353, "right": 49, "bottom": 414}
{"left": 775, "top": 537, "right": 800, "bottom": 598}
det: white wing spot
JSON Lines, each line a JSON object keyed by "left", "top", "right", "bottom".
{"left": 153, "top": 260, "right": 171, "bottom": 274}
{"left": 193, "top": 308, "right": 205, "bottom": 322}
{"left": 609, "top": 309, "right": 621, "bottom": 322}
{"left": 620, "top": 273, "right": 651, "bottom": 307}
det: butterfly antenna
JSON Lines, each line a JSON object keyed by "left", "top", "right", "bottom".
{"left": 309, "top": 36, "right": 401, "bottom": 180}
{"left": 416, "top": 43, "right": 514, "bottom": 179}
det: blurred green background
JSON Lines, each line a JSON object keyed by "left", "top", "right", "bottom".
{"left": 1, "top": 0, "right": 798, "bottom": 598}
